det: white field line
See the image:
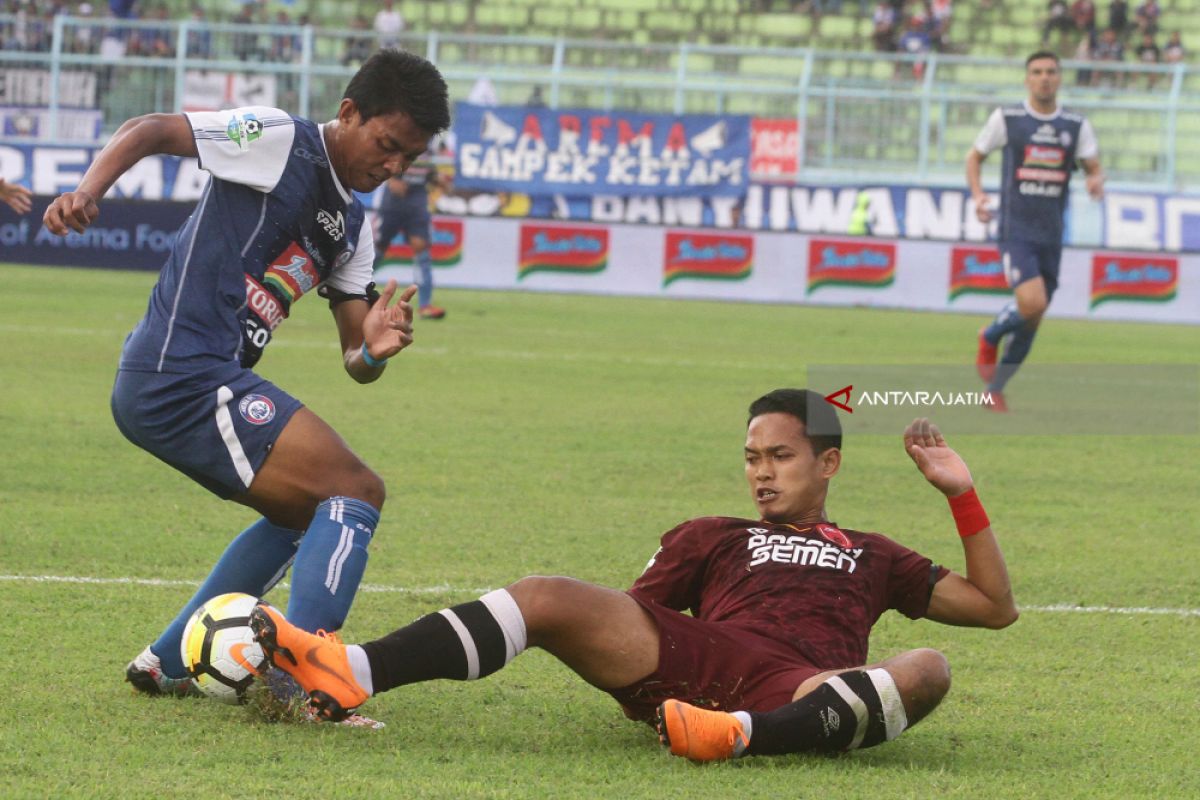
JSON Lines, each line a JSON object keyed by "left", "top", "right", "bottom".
{"left": 1, "top": 574, "right": 1197, "bottom": 618}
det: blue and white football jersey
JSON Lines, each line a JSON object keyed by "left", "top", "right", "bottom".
{"left": 119, "top": 106, "right": 375, "bottom": 373}
{"left": 974, "top": 101, "right": 1099, "bottom": 246}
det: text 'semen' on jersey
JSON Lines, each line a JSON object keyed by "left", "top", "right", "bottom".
{"left": 630, "top": 517, "right": 948, "bottom": 670}
{"left": 974, "top": 101, "right": 1098, "bottom": 246}
{"left": 119, "top": 106, "right": 375, "bottom": 373}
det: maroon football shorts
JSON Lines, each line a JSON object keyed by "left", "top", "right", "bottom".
{"left": 606, "top": 595, "right": 826, "bottom": 723}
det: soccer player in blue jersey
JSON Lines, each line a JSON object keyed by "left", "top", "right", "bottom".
{"left": 966, "top": 51, "right": 1105, "bottom": 412}
{"left": 372, "top": 151, "right": 446, "bottom": 320}
{"left": 42, "top": 50, "right": 451, "bottom": 716}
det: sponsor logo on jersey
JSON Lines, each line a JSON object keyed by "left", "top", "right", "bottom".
{"left": 1090, "top": 254, "right": 1178, "bottom": 308}
{"left": 662, "top": 231, "right": 753, "bottom": 286}
{"left": 238, "top": 393, "right": 276, "bottom": 425}
{"left": 292, "top": 146, "right": 328, "bottom": 167}
{"left": 244, "top": 275, "right": 287, "bottom": 330}
{"left": 1023, "top": 145, "right": 1065, "bottom": 168}
{"left": 949, "top": 246, "right": 1008, "bottom": 300}
{"left": 517, "top": 223, "right": 608, "bottom": 279}
{"left": 380, "top": 218, "right": 464, "bottom": 267}
{"left": 317, "top": 209, "right": 346, "bottom": 242}
{"left": 747, "top": 530, "right": 864, "bottom": 572}
{"left": 1016, "top": 167, "right": 1067, "bottom": 183}
{"left": 807, "top": 238, "right": 896, "bottom": 294}
{"left": 815, "top": 523, "right": 852, "bottom": 549}
{"left": 263, "top": 242, "right": 320, "bottom": 305}
{"left": 226, "top": 113, "right": 263, "bottom": 151}
{"left": 1031, "top": 123, "right": 1061, "bottom": 144}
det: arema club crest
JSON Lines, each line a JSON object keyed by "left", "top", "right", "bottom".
{"left": 238, "top": 394, "right": 276, "bottom": 425}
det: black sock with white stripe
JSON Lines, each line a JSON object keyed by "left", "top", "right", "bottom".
{"left": 359, "top": 589, "right": 527, "bottom": 694}
{"left": 744, "top": 669, "right": 908, "bottom": 756}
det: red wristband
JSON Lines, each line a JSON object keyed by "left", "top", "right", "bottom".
{"left": 947, "top": 487, "right": 990, "bottom": 538}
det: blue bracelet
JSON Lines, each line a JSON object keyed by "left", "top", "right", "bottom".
{"left": 361, "top": 342, "right": 388, "bottom": 368}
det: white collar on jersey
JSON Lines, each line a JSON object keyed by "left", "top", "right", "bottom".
{"left": 1022, "top": 100, "right": 1062, "bottom": 121}
{"left": 317, "top": 122, "right": 353, "bottom": 204}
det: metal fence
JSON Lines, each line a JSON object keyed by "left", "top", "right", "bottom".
{"left": 2, "top": 14, "right": 1196, "bottom": 191}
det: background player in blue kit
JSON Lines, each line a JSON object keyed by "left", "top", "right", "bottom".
{"left": 372, "top": 150, "right": 447, "bottom": 320}
{"left": 42, "top": 50, "right": 451, "bottom": 715}
{"left": 966, "top": 51, "right": 1105, "bottom": 412}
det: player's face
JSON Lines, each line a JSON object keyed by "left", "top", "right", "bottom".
{"left": 744, "top": 412, "right": 840, "bottom": 524}
{"left": 333, "top": 100, "right": 433, "bottom": 192}
{"left": 1024, "top": 58, "right": 1061, "bottom": 105}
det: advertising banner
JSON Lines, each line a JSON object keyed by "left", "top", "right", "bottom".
{"left": 453, "top": 103, "right": 750, "bottom": 197}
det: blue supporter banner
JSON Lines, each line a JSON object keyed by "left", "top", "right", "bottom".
{"left": 452, "top": 103, "right": 751, "bottom": 197}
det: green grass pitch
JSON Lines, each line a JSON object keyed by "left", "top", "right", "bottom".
{"left": 0, "top": 262, "right": 1197, "bottom": 799}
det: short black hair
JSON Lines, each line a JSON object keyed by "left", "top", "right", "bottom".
{"left": 1025, "top": 50, "right": 1061, "bottom": 68}
{"left": 343, "top": 49, "right": 450, "bottom": 134}
{"left": 747, "top": 388, "right": 842, "bottom": 455}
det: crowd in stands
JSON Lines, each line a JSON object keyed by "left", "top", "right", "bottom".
{"left": 872, "top": 0, "right": 954, "bottom": 58}
{"left": 1043, "top": 0, "right": 1184, "bottom": 86}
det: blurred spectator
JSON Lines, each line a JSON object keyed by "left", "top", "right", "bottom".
{"left": 930, "top": 0, "right": 952, "bottom": 50}
{"left": 1070, "top": 0, "right": 1095, "bottom": 33}
{"left": 187, "top": 7, "right": 212, "bottom": 59}
{"left": 1163, "top": 31, "right": 1184, "bottom": 63}
{"left": 1074, "top": 30, "right": 1097, "bottom": 84}
{"left": 69, "top": 2, "right": 96, "bottom": 54}
{"left": 897, "top": 15, "right": 931, "bottom": 78}
{"left": 468, "top": 75, "right": 498, "bottom": 106}
{"left": 108, "top": 0, "right": 136, "bottom": 19}
{"left": 374, "top": 0, "right": 404, "bottom": 49}
{"left": 1091, "top": 26, "right": 1125, "bottom": 86}
{"left": 270, "top": 9, "right": 300, "bottom": 61}
{"left": 1042, "top": 0, "right": 1073, "bottom": 44}
{"left": 1107, "top": 0, "right": 1129, "bottom": 35}
{"left": 231, "top": 4, "right": 261, "bottom": 61}
{"left": 1134, "top": 0, "right": 1159, "bottom": 36}
{"left": 872, "top": 1, "right": 897, "bottom": 51}
{"left": 130, "top": 5, "right": 174, "bottom": 58}
{"left": 341, "top": 14, "right": 373, "bottom": 66}
{"left": 1135, "top": 31, "right": 1160, "bottom": 86}
{"left": 526, "top": 85, "right": 546, "bottom": 107}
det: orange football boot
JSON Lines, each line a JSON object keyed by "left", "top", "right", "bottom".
{"left": 249, "top": 603, "right": 369, "bottom": 722}
{"left": 655, "top": 700, "right": 749, "bottom": 761}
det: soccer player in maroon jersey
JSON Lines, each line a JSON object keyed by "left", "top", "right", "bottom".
{"left": 250, "top": 388, "right": 1017, "bottom": 760}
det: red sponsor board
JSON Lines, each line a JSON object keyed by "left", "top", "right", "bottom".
{"left": 381, "top": 218, "right": 464, "bottom": 267}
{"left": 949, "top": 246, "right": 1007, "bottom": 300}
{"left": 807, "top": 238, "right": 896, "bottom": 294}
{"left": 1090, "top": 253, "right": 1179, "bottom": 308}
{"left": 662, "top": 231, "right": 753, "bottom": 286}
{"left": 518, "top": 223, "right": 609, "bottom": 279}
{"left": 750, "top": 118, "right": 801, "bottom": 180}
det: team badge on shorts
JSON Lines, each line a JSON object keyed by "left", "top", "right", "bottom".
{"left": 238, "top": 393, "right": 276, "bottom": 425}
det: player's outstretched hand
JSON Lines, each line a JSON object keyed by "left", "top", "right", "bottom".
{"left": 1085, "top": 171, "right": 1105, "bottom": 201}
{"left": 0, "top": 179, "right": 33, "bottom": 215}
{"left": 904, "top": 418, "right": 974, "bottom": 498}
{"left": 972, "top": 194, "right": 993, "bottom": 224}
{"left": 43, "top": 190, "right": 99, "bottom": 235}
{"left": 362, "top": 280, "right": 417, "bottom": 362}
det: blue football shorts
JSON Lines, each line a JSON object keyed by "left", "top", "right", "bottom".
{"left": 111, "top": 362, "right": 303, "bottom": 499}
{"left": 1000, "top": 240, "right": 1063, "bottom": 298}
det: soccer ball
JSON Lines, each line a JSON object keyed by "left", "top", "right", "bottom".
{"left": 181, "top": 592, "right": 269, "bottom": 704}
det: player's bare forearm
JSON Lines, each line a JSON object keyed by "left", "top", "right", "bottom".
{"left": 955, "top": 526, "right": 1017, "bottom": 626}
{"left": 965, "top": 150, "right": 993, "bottom": 223}
{"left": 44, "top": 114, "right": 198, "bottom": 235}
{"left": 1081, "top": 157, "right": 1105, "bottom": 200}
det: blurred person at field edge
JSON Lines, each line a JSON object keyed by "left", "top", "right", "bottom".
{"left": 0, "top": 177, "right": 33, "bottom": 215}
{"left": 372, "top": 148, "right": 448, "bottom": 320}
{"left": 872, "top": 1, "right": 897, "bottom": 51}
{"left": 1134, "top": 0, "right": 1160, "bottom": 37}
{"left": 1073, "top": 30, "right": 1097, "bottom": 85}
{"left": 246, "top": 389, "right": 1018, "bottom": 763}
{"left": 40, "top": 51, "right": 451, "bottom": 729}
{"left": 1163, "top": 31, "right": 1183, "bottom": 63}
{"left": 966, "top": 51, "right": 1105, "bottom": 412}
{"left": 1042, "top": 0, "right": 1073, "bottom": 45}
{"left": 1070, "top": 0, "right": 1095, "bottom": 34}
{"left": 898, "top": 15, "right": 932, "bottom": 78}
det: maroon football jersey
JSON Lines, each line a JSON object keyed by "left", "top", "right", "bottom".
{"left": 629, "top": 517, "right": 948, "bottom": 670}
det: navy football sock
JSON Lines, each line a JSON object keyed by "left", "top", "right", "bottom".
{"left": 745, "top": 670, "right": 908, "bottom": 755}
{"left": 415, "top": 248, "right": 434, "bottom": 307}
{"left": 285, "top": 497, "right": 378, "bottom": 633}
{"left": 152, "top": 517, "right": 302, "bottom": 678}
{"left": 983, "top": 303, "right": 1025, "bottom": 346}
{"left": 989, "top": 326, "right": 1038, "bottom": 392}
